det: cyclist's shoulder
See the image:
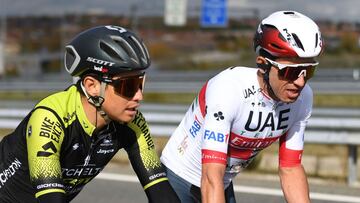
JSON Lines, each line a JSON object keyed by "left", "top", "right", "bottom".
{"left": 293, "top": 84, "right": 313, "bottom": 106}
{"left": 302, "top": 84, "right": 313, "bottom": 95}
{"left": 220, "top": 66, "right": 258, "bottom": 75}
{"left": 210, "top": 66, "right": 258, "bottom": 84}
{"left": 126, "top": 110, "right": 148, "bottom": 131}
{"left": 119, "top": 111, "right": 155, "bottom": 149}
{"left": 34, "top": 85, "right": 79, "bottom": 115}
{"left": 206, "top": 66, "right": 258, "bottom": 98}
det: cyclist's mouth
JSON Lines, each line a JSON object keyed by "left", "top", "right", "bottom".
{"left": 126, "top": 107, "right": 138, "bottom": 113}
{"left": 286, "top": 89, "right": 300, "bottom": 98}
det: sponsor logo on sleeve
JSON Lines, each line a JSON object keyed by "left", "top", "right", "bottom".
{"left": 149, "top": 172, "right": 166, "bottom": 181}
{"left": 37, "top": 182, "right": 64, "bottom": 190}
{"left": 39, "top": 117, "right": 62, "bottom": 143}
{"left": 202, "top": 149, "right": 227, "bottom": 164}
{"left": 213, "top": 111, "right": 224, "bottom": 121}
{"left": 189, "top": 116, "right": 202, "bottom": 138}
{"left": 27, "top": 125, "right": 32, "bottom": 137}
{"left": 204, "top": 129, "right": 229, "bottom": 143}
{"left": 37, "top": 141, "right": 57, "bottom": 157}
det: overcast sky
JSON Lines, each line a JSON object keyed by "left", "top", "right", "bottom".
{"left": 2, "top": 0, "right": 359, "bottom": 23}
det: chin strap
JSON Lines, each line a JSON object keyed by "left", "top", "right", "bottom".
{"left": 257, "top": 62, "right": 277, "bottom": 101}
{"left": 80, "top": 81, "right": 111, "bottom": 124}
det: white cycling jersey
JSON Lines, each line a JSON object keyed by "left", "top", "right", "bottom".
{"left": 161, "top": 66, "right": 313, "bottom": 188}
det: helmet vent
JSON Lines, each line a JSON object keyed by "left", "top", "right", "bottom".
{"left": 129, "top": 36, "right": 148, "bottom": 65}
{"left": 64, "top": 45, "right": 80, "bottom": 75}
{"left": 65, "top": 47, "right": 76, "bottom": 69}
{"left": 112, "top": 36, "right": 139, "bottom": 65}
{"left": 100, "top": 41, "right": 124, "bottom": 62}
{"left": 278, "top": 32, "right": 287, "bottom": 42}
{"left": 315, "top": 33, "right": 319, "bottom": 48}
{"left": 291, "top": 33, "right": 305, "bottom": 51}
{"left": 270, "top": 43, "right": 282, "bottom": 50}
{"left": 283, "top": 11, "right": 295, "bottom": 15}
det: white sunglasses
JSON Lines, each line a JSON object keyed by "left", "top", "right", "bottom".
{"left": 264, "top": 58, "right": 318, "bottom": 81}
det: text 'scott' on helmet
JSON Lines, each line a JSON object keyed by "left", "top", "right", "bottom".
{"left": 64, "top": 25, "right": 150, "bottom": 77}
{"left": 254, "top": 11, "right": 324, "bottom": 58}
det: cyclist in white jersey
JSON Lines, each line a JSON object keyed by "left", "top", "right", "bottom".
{"left": 161, "top": 10, "right": 324, "bottom": 203}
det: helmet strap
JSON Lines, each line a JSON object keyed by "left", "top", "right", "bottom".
{"left": 80, "top": 81, "right": 111, "bottom": 124}
{"left": 256, "top": 52, "right": 278, "bottom": 100}
{"left": 263, "top": 70, "right": 278, "bottom": 102}
{"left": 257, "top": 62, "right": 277, "bottom": 101}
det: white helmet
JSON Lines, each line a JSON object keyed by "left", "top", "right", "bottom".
{"left": 254, "top": 11, "right": 323, "bottom": 58}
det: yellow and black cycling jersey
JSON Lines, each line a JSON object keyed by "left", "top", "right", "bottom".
{"left": 0, "top": 85, "right": 172, "bottom": 203}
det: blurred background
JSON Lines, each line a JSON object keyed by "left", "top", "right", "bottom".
{"left": 1, "top": 0, "right": 360, "bottom": 202}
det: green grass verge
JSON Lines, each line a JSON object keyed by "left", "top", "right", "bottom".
{"left": 313, "top": 94, "right": 360, "bottom": 108}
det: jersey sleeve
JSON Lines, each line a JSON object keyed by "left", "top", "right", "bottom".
{"left": 26, "top": 107, "right": 66, "bottom": 198}
{"left": 279, "top": 85, "right": 313, "bottom": 167}
{"left": 125, "top": 111, "right": 179, "bottom": 202}
{"left": 201, "top": 76, "right": 238, "bottom": 165}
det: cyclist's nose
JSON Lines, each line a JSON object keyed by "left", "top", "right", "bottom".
{"left": 293, "top": 75, "right": 306, "bottom": 87}
{"left": 132, "top": 88, "right": 143, "bottom": 101}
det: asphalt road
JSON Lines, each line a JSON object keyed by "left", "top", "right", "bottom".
{"left": 72, "top": 163, "right": 360, "bottom": 203}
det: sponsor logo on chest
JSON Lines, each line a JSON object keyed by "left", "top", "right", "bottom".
{"left": 244, "top": 108, "right": 290, "bottom": 132}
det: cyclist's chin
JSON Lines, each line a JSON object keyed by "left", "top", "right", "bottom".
{"left": 276, "top": 90, "right": 300, "bottom": 103}
{"left": 280, "top": 95, "right": 298, "bottom": 103}
{"left": 117, "top": 114, "right": 136, "bottom": 123}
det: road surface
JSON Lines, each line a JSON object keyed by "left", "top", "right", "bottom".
{"left": 72, "top": 163, "right": 360, "bottom": 203}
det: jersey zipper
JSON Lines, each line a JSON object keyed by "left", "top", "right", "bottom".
{"left": 83, "top": 141, "right": 95, "bottom": 167}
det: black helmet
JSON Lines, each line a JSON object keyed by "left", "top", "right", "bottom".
{"left": 64, "top": 25, "right": 150, "bottom": 77}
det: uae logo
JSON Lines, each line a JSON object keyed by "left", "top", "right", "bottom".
{"left": 214, "top": 111, "right": 224, "bottom": 121}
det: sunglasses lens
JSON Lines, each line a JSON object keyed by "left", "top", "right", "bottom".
{"left": 279, "top": 66, "right": 316, "bottom": 81}
{"left": 112, "top": 75, "right": 145, "bottom": 98}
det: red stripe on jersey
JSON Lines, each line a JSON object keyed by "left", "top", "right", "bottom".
{"left": 228, "top": 148, "right": 253, "bottom": 159}
{"left": 279, "top": 134, "right": 303, "bottom": 167}
{"left": 202, "top": 149, "right": 227, "bottom": 165}
{"left": 228, "top": 132, "right": 280, "bottom": 159}
{"left": 198, "top": 82, "right": 208, "bottom": 117}
{"left": 261, "top": 91, "right": 272, "bottom": 100}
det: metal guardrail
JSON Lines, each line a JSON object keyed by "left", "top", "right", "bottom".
{"left": 0, "top": 80, "right": 359, "bottom": 94}
{"left": 0, "top": 105, "right": 360, "bottom": 185}
{"left": 0, "top": 69, "right": 359, "bottom": 94}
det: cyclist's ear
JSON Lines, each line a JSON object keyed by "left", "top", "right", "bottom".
{"left": 256, "top": 56, "right": 268, "bottom": 74}
{"left": 82, "top": 75, "right": 101, "bottom": 97}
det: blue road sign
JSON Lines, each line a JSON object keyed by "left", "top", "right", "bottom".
{"left": 200, "top": 0, "right": 228, "bottom": 27}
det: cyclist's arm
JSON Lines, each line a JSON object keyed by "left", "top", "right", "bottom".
{"left": 201, "top": 162, "right": 226, "bottom": 203}
{"left": 279, "top": 164, "right": 310, "bottom": 203}
{"left": 279, "top": 115, "right": 310, "bottom": 203}
{"left": 26, "top": 107, "right": 66, "bottom": 203}
{"left": 37, "top": 193, "right": 65, "bottom": 203}
{"left": 278, "top": 127, "right": 310, "bottom": 203}
{"left": 278, "top": 86, "right": 312, "bottom": 203}
{"left": 278, "top": 125, "right": 310, "bottom": 203}
{"left": 124, "top": 111, "right": 180, "bottom": 203}
{"left": 200, "top": 76, "right": 237, "bottom": 203}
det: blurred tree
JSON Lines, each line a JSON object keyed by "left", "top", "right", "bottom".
{"left": 339, "top": 32, "right": 360, "bottom": 53}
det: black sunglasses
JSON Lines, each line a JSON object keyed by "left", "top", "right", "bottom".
{"left": 109, "top": 73, "right": 146, "bottom": 98}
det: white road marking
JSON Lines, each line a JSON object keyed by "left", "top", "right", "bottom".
{"left": 97, "top": 172, "right": 360, "bottom": 203}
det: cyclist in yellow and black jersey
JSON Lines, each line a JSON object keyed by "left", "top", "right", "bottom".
{"left": 0, "top": 25, "right": 180, "bottom": 203}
